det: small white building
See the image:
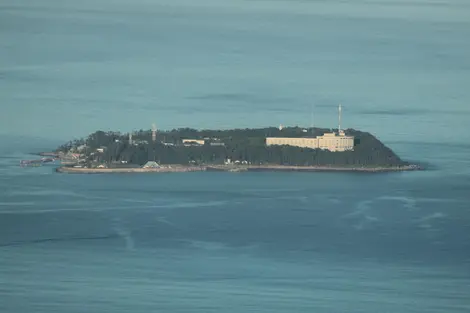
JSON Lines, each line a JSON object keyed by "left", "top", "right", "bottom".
{"left": 142, "top": 161, "right": 160, "bottom": 168}
{"left": 182, "top": 139, "right": 205, "bottom": 146}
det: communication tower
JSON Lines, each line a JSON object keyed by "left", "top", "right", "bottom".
{"left": 338, "top": 104, "right": 342, "bottom": 134}
{"left": 152, "top": 123, "right": 157, "bottom": 142}
{"left": 310, "top": 104, "right": 315, "bottom": 136}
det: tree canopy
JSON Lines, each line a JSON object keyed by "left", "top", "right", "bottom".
{"left": 57, "top": 127, "right": 408, "bottom": 167}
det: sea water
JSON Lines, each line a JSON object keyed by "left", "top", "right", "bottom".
{"left": 1, "top": 144, "right": 469, "bottom": 312}
{"left": 1, "top": 0, "right": 470, "bottom": 312}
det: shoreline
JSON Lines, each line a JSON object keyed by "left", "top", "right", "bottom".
{"left": 55, "top": 164, "right": 423, "bottom": 174}
{"left": 55, "top": 165, "right": 206, "bottom": 174}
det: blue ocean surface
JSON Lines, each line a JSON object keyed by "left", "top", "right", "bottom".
{"left": 1, "top": 141, "right": 469, "bottom": 312}
{"left": 1, "top": 0, "right": 470, "bottom": 312}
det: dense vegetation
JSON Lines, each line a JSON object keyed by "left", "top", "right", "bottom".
{"left": 57, "top": 127, "right": 408, "bottom": 167}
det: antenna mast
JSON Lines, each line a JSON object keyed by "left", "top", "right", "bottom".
{"left": 338, "top": 104, "right": 342, "bottom": 134}
{"left": 152, "top": 123, "right": 157, "bottom": 142}
{"left": 310, "top": 104, "right": 314, "bottom": 136}
{"left": 151, "top": 123, "right": 157, "bottom": 162}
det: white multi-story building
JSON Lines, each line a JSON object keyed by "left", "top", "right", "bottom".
{"left": 182, "top": 139, "right": 205, "bottom": 145}
{"left": 266, "top": 104, "right": 354, "bottom": 152}
{"left": 266, "top": 130, "right": 354, "bottom": 152}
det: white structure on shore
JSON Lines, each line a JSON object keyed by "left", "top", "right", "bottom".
{"left": 266, "top": 104, "right": 354, "bottom": 152}
{"left": 143, "top": 161, "right": 160, "bottom": 168}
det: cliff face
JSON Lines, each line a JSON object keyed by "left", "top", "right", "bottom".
{"left": 56, "top": 127, "right": 408, "bottom": 167}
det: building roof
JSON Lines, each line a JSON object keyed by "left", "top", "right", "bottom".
{"left": 142, "top": 161, "right": 160, "bottom": 168}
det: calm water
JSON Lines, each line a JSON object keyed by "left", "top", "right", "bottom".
{"left": 1, "top": 143, "right": 470, "bottom": 312}
{"left": 1, "top": 0, "right": 470, "bottom": 312}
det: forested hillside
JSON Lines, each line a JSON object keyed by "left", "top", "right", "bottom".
{"left": 57, "top": 127, "right": 408, "bottom": 167}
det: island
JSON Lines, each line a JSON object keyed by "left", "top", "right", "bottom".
{"left": 49, "top": 125, "right": 422, "bottom": 174}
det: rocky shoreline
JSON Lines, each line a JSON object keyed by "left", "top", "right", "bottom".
{"left": 55, "top": 165, "right": 206, "bottom": 174}
{"left": 55, "top": 164, "right": 423, "bottom": 174}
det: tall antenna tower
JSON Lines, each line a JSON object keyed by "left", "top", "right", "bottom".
{"left": 338, "top": 104, "right": 342, "bottom": 134}
{"left": 310, "top": 104, "right": 314, "bottom": 136}
{"left": 151, "top": 123, "right": 157, "bottom": 142}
